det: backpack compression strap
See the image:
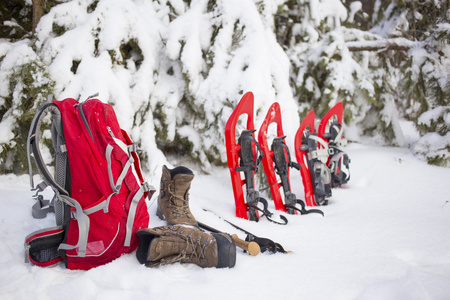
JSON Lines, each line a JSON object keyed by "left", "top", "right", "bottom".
{"left": 56, "top": 194, "right": 90, "bottom": 257}
{"left": 104, "top": 143, "right": 155, "bottom": 247}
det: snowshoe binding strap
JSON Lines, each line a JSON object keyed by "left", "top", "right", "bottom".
{"left": 284, "top": 198, "right": 324, "bottom": 216}
{"left": 272, "top": 137, "right": 324, "bottom": 216}
{"left": 294, "top": 110, "right": 332, "bottom": 207}
{"left": 272, "top": 136, "right": 300, "bottom": 173}
{"left": 328, "top": 151, "right": 350, "bottom": 187}
{"left": 295, "top": 110, "right": 331, "bottom": 206}
{"left": 328, "top": 121, "right": 347, "bottom": 150}
{"left": 327, "top": 121, "right": 350, "bottom": 187}
{"left": 301, "top": 131, "right": 332, "bottom": 205}
{"left": 236, "top": 130, "right": 286, "bottom": 224}
{"left": 246, "top": 197, "right": 288, "bottom": 225}
{"left": 317, "top": 102, "right": 350, "bottom": 188}
{"left": 236, "top": 129, "right": 261, "bottom": 221}
{"left": 235, "top": 129, "right": 263, "bottom": 174}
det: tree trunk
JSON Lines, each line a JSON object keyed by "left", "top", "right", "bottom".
{"left": 32, "top": 0, "right": 45, "bottom": 33}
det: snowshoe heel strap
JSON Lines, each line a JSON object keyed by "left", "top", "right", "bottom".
{"left": 285, "top": 199, "right": 324, "bottom": 217}
{"left": 247, "top": 197, "right": 288, "bottom": 225}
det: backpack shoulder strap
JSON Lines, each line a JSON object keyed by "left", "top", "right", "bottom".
{"left": 27, "top": 102, "right": 69, "bottom": 196}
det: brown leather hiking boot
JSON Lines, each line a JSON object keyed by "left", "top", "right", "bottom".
{"left": 156, "top": 165, "right": 197, "bottom": 226}
{"left": 136, "top": 225, "right": 236, "bottom": 268}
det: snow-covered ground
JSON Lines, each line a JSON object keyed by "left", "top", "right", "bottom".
{"left": 1, "top": 141, "right": 450, "bottom": 300}
{"left": 1, "top": 1, "right": 449, "bottom": 298}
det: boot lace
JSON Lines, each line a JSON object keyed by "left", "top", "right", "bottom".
{"left": 185, "top": 234, "right": 209, "bottom": 264}
{"left": 168, "top": 188, "right": 192, "bottom": 219}
{"left": 161, "top": 233, "right": 209, "bottom": 266}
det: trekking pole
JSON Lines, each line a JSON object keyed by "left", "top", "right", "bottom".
{"left": 222, "top": 218, "right": 292, "bottom": 254}
{"left": 202, "top": 209, "right": 292, "bottom": 254}
{"left": 197, "top": 221, "right": 260, "bottom": 256}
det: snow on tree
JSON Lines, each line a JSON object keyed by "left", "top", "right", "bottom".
{"left": 275, "top": 0, "right": 449, "bottom": 163}
{"left": 0, "top": 0, "right": 299, "bottom": 177}
{"left": 0, "top": 0, "right": 449, "bottom": 175}
{"left": 411, "top": 24, "right": 450, "bottom": 166}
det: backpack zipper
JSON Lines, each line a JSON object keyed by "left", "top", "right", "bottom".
{"left": 78, "top": 102, "right": 94, "bottom": 141}
{"left": 24, "top": 244, "right": 31, "bottom": 263}
{"left": 107, "top": 126, "right": 115, "bottom": 138}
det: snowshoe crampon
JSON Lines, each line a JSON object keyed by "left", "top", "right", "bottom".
{"left": 225, "top": 92, "right": 287, "bottom": 225}
{"left": 317, "top": 102, "right": 350, "bottom": 188}
{"left": 295, "top": 110, "right": 332, "bottom": 206}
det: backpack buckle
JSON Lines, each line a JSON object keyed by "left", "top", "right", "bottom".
{"left": 142, "top": 182, "right": 156, "bottom": 199}
{"left": 31, "top": 181, "right": 48, "bottom": 194}
{"left": 128, "top": 143, "right": 141, "bottom": 154}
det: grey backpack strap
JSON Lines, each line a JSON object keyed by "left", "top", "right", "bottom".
{"left": 27, "top": 102, "right": 70, "bottom": 222}
{"left": 31, "top": 193, "right": 55, "bottom": 219}
{"left": 27, "top": 102, "right": 69, "bottom": 195}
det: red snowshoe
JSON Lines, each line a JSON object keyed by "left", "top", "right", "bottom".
{"left": 258, "top": 102, "right": 323, "bottom": 216}
{"left": 295, "top": 110, "right": 332, "bottom": 206}
{"left": 225, "top": 93, "right": 287, "bottom": 224}
{"left": 257, "top": 102, "right": 287, "bottom": 212}
{"left": 225, "top": 92, "right": 256, "bottom": 220}
{"left": 317, "top": 102, "right": 350, "bottom": 187}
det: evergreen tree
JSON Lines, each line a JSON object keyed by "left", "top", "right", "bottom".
{"left": 0, "top": 0, "right": 449, "bottom": 175}
{"left": 276, "top": 0, "right": 449, "bottom": 165}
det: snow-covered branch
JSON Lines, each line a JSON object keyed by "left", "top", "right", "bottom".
{"left": 346, "top": 38, "right": 420, "bottom": 52}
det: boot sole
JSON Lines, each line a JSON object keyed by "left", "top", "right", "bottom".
{"left": 136, "top": 229, "right": 154, "bottom": 265}
{"left": 212, "top": 233, "right": 236, "bottom": 268}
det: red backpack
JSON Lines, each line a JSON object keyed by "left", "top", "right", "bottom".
{"left": 25, "top": 96, "right": 155, "bottom": 270}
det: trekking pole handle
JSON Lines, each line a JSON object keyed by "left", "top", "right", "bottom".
{"left": 232, "top": 234, "right": 260, "bottom": 256}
